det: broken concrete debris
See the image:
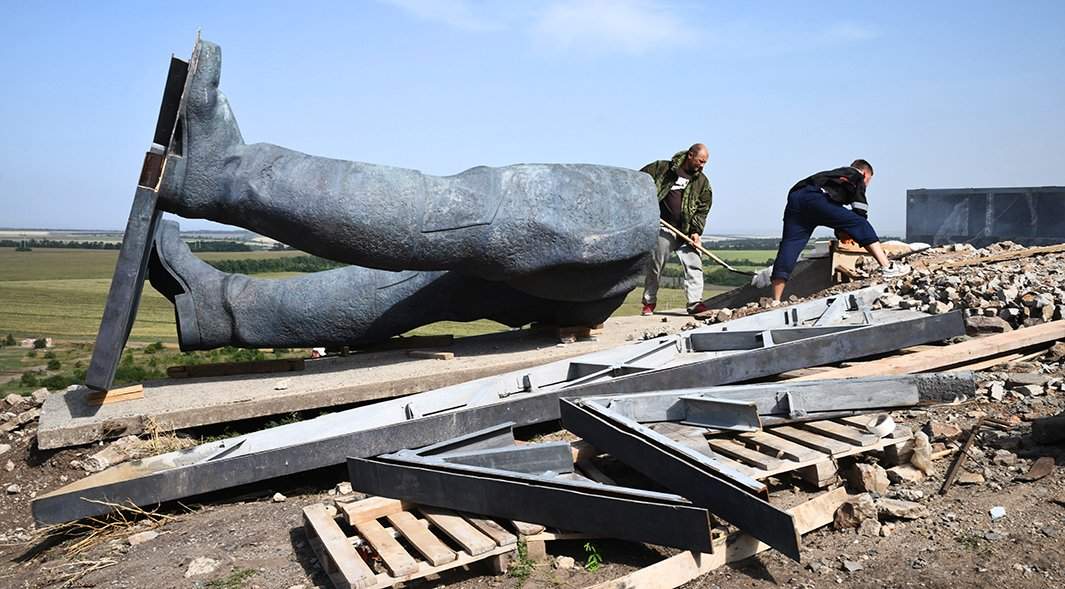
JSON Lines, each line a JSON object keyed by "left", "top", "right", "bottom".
{"left": 847, "top": 463, "right": 890, "bottom": 495}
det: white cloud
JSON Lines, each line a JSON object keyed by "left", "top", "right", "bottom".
{"left": 531, "top": 0, "right": 697, "bottom": 55}
{"left": 380, "top": 0, "right": 503, "bottom": 32}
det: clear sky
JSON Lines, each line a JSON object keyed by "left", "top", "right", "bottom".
{"left": 2, "top": 1, "right": 1063, "bottom": 236}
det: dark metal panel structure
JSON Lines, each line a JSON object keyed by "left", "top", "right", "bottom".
{"left": 906, "top": 186, "right": 1065, "bottom": 247}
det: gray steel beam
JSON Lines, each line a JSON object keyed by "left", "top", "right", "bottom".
{"left": 347, "top": 456, "right": 715, "bottom": 553}
{"left": 33, "top": 393, "right": 563, "bottom": 524}
{"left": 566, "top": 312, "right": 965, "bottom": 397}
{"left": 560, "top": 400, "right": 801, "bottom": 561}
{"left": 587, "top": 373, "right": 973, "bottom": 423}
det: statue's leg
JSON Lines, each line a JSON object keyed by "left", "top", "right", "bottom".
{"left": 157, "top": 40, "right": 657, "bottom": 302}
{"left": 148, "top": 221, "right": 623, "bottom": 350}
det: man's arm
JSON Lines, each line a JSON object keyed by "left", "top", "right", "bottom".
{"left": 640, "top": 160, "right": 668, "bottom": 179}
{"left": 689, "top": 180, "right": 713, "bottom": 236}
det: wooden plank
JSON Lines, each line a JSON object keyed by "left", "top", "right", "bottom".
{"left": 166, "top": 357, "right": 304, "bottom": 379}
{"left": 767, "top": 425, "right": 852, "bottom": 455}
{"left": 793, "top": 320, "right": 1065, "bottom": 380}
{"left": 702, "top": 452, "right": 761, "bottom": 479}
{"left": 418, "top": 506, "right": 496, "bottom": 556}
{"left": 736, "top": 431, "right": 824, "bottom": 462}
{"left": 367, "top": 544, "right": 515, "bottom": 587}
{"left": 796, "top": 461, "right": 840, "bottom": 487}
{"left": 85, "top": 384, "right": 144, "bottom": 405}
{"left": 384, "top": 511, "right": 456, "bottom": 567}
{"left": 510, "top": 520, "right": 546, "bottom": 536}
{"left": 353, "top": 518, "right": 419, "bottom": 577}
{"left": 302, "top": 504, "right": 375, "bottom": 589}
{"left": 464, "top": 515, "right": 518, "bottom": 546}
{"left": 338, "top": 496, "right": 409, "bottom": 525}
{"left": 585, "top": 487, "right": 848, "bottom": 589}
{"left": 706, "top": 439, "right": 784, "bottom": 471}
{"left": 799, "top": 420, "right": 879, "bottom": 447}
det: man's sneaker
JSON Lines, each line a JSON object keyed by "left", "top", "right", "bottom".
{"left": 641, "top": 302, "right": 656, "bottom": 316}
{"left": 881, "top": 261, "right": 912, "bottom": 279}
{"left": 687, "top": 302, "right": 710, "bottom": 315}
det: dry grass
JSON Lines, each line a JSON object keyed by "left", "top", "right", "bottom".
{"left": 35, "top": 499, "right": 179, "bottom": 557}
{"left": 44, "top": 557, "right": 118, "bottom": 588}
{"left": 140, "top": 416, "right": 197, "bottom": 456}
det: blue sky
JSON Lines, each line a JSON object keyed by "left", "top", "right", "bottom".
{"left": 2, "top": 1, "right": 1063, "bottom": 236}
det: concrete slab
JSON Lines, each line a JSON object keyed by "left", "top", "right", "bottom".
{"left": 38, "top": 315, "right": 668, "bottom": 449}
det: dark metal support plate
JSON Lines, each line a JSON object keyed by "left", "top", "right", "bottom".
{"left": 347, "top": 456, "right": 715, "bottom": 553}
{"left": 85, "top": 55, "right": 189, "bottom": 391}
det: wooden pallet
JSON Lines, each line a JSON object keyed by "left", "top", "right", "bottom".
{"left": 304, "top": 496, "right": 562, "bottom": 589}
{"left": 696, "top": 417, "right": 912, "bottom": 487}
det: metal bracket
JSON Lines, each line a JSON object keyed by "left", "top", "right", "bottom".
{"left": 782, "top": 391, "right": 807, "bottom": 419}
{"left": 680, "top": 396, "right": 762, "bottom": 432}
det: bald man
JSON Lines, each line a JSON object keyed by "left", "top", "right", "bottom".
{"left": 640, "top": 144, "right": 714, "bottom": 316}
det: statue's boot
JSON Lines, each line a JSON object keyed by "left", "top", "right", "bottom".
{"left": 157, "top": 39, "right": 657, "bottom": 302}
{"left": 148, "top": 221, "right": 624, "bottom": 350}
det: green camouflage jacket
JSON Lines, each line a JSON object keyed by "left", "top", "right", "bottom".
{"left": 640, "top": 150, "right": 713, "bottom": 236}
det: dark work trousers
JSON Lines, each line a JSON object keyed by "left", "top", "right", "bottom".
{"left": 770, "top": 186, "right": 879, "bottom": 281}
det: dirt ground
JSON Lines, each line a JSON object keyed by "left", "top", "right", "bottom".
{"left": 1, "top": 362, "right": 1064, "bottom": 589}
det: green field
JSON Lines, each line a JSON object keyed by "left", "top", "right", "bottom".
{"left": 705, "top": 249, "right": 776, "bottom": 266}
{"left": 0, "top": 246, "right": 744, "bottom": 393}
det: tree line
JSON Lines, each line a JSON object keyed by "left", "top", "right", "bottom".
{"left": 206, "top": 255, "right": 347, "bottom": 274}
{"left": 1, "top": 238, "right": 263, "bottom": 252}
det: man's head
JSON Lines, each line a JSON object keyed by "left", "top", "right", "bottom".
{"left": 851, "top": 159, "right": 874, "bottom": 186}
{"left": 683, "top": 143, "right": 709, "bottom": 174}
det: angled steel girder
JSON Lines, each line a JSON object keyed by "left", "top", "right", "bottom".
{"left": 32, "top": 290, "right": 932, "bottom": 525}
{"left": 347, "top": 453, "right": 716, "bottom": 553}
{"left": 560, "top": 399, "right": 802, "bottom": 561}
{"left": 564, "top": 311, "right": 965, "bottom": 397}
{"left": 86, "top": 55, "right": 190, "bottom": 391}
{"left": 587, "top": 373, "right": 975, "bottom": 423}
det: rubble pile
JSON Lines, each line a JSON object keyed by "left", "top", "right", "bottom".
{"left": 876, "top": 243, "right": 1065, "bottom": 329}
{"left": 0, "top": 389, "right": 45, "bottom": 442}
{"left": 702, "top": 241, "right": 1065, "bottom": 326}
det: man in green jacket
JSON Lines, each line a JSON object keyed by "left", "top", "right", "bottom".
{"left": 640, "top": 143, "right": 713, "bottom": 315}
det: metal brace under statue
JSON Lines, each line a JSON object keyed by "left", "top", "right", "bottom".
{"left": 147, "top": 39, "right": 659, "bottom": 350}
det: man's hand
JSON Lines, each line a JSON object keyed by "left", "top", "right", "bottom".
{"left": 834, "top": 229, "right": 856, "bottom": 246}
{"left": 690, "top": 233, "right": 701, "bottom": 247}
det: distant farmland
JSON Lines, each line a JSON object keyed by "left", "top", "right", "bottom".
{"left": 0, "top": 246, "right": 756, "bottom": 345}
